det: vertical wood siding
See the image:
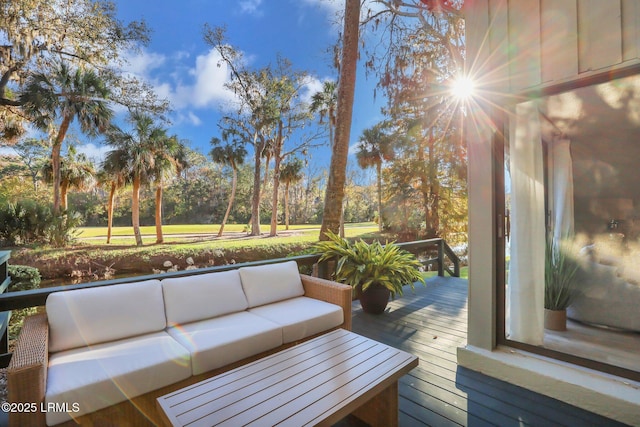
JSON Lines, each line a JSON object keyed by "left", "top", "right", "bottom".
{"left": 621, "top": 0, "right": 640, "bottom": 61}
{"left": 507, "top": 1, "right": 541, "bottom": 91}
{"left": 541, "top": 0, "right": 578, "bottom": 82}
{"left": 467, "top": 0, "right": 640, "bottom": 94}
{"left": 488, "top": 0, "right": 510, "bottom": 92}
{"left": 578, "top": 0, "right": 622, "bottom": 72}
{"left": 465, "top": 0, "right": 490, "bottom": 79}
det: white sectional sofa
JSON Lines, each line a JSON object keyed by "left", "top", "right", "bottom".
{"left": 8, "top": 261, "right": 352, "bottom": 426}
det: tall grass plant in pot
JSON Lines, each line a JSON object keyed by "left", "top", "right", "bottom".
{"left": 544, "top": 239, "right": 579, "bottom": 331}
{"left": 314, "top": 231, "right": 425, "bottom": 314}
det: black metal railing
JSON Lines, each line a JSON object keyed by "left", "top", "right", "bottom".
{"left": 0, "top": 238, "right": 460, "bottom": 367}
{"left": 0, "top": 251, "right": 11, "bottom": 366}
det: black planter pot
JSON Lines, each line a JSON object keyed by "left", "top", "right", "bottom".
{"left": 359, "top": 286, "right": 391, "bottom": 315}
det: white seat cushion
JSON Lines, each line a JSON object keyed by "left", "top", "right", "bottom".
{"left": 161, "top": 270, "right": 248, "bottom": 326}
{"left": 248, "top": 297, "right": 343, "bottom": 343}
{"left": 46, "top": 280, "right": 167, "bottom": 353}
{"left": 166, "top": 311, "right": 283, "bottom": 375}
{"left": 45, "top": 331, "right": 191, "bottom": 426}
{"left": 239, "top": 261, "right": 304, "bottom": 307}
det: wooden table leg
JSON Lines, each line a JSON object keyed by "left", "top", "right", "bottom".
{"left": 351, "top": 381, "right": 399, "bottom": 427}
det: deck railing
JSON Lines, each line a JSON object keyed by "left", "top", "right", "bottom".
{"left": 0, "top": 251, "right": 11, "bottom": 366}
{"left": 0, "top": 237, "right": 460, "bottom": 367}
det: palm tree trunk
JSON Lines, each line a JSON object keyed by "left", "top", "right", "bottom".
{"left": 263, "top": 152, "right": 271, "bottom": 189}
{"left": 155, "top": 181, "right": 164, "bottom": 244}
{"left": 218, "top": 166, "right": 237, "bottom": 237}
{"left": 107, "top": 183, "right": 116, "bottom": 244}
{"left": 249, "top": 134, "right": 262, "bottom": 236}
{"left": 339, "top": 201, "right": 345, "bottom": 238}
{"left": 132, "top": 175, "right": 143, "bottom": 246}
{"left": 329, "top": 120, "right": 334, "bottom": 149}
{"left": 51, "top": 116, "right": 72, "bottom": 214}
{"left": 270, "top": 137, "right": 283, "bottom": 237}
{"left": 320, "top": 0, "right": 360, "bottom": 240}
{"left": 376, "top": 161, "right": 383, "bottom": 232}
{"left": 284, "top": 182, "right": 290, "bottom": 230}
{"left": 60, "top": 182, "right": 69, "bottom": 212}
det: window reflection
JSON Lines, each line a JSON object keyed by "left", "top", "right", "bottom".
{"left": 505, "top": 73, "right": 640, "bottom": 373}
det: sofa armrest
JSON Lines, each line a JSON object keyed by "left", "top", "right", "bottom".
{"left": 7, "top": 313, "right": 48, "bottom": 427}
{"left": 300, "top": 274, "right": 352, "bottom": 331}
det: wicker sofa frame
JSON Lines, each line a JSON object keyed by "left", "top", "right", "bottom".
{"left": 7, "top": 274, "right": 352, "bottom": 427}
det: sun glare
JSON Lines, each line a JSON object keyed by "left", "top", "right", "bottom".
{"left": 451, "top": 76, "right": 476, "bottom": 100}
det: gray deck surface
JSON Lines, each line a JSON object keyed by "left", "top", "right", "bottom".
{"left": 349, "top": 276, "right": 630, "bottom": 427}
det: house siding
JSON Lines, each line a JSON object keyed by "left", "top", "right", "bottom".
{"left": 463, "top": 1, "right": 640, "bottom": 424}
{"left": 468, "top": 0, "right": 640, "bottom": 93}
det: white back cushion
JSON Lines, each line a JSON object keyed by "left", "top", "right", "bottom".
{"left": 46, "top": 280, "right": 166, "bottom": 353}
{"left": 161, "top": 270, "right": 248, "bottom": 326}
{"left": 239, "top": 261, "right": 304, "bottom": 307}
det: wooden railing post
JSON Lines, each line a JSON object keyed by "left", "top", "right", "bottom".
{"left": 437, "top": 240, "right": 445, "bottom": 277}
{"left": 453, "top": 252, "right": 461, "bottom": 277}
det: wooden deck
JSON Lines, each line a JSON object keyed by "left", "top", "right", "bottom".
{"left": 350, "top": 276, "right": 629, "bottom": 427}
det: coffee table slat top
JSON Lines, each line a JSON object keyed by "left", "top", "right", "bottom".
{"left": 157, "top": 329, "right": 418, "bottom": 427}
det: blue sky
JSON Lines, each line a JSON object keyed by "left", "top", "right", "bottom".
{"left": 105, "top": 0, "right": 387, "bottom": 169}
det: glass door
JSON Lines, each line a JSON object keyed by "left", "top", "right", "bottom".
{"left": 500, "top": 72, "right": 640, "bottom": 379}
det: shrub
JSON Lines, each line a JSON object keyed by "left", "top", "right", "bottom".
{"left": 46, "top": 211, "right": 83, "bottom": 247}
{"left": 8, "top": 264, "right": 41, "bottom": 291}
{"left": 0, "top": 200, "right": 53, "bottom": 245}
{"left": 7, "top": 265, "right": 42, "bottom": 341}
{"left": 0, "top": 200, "right": 83, "bottom": 247}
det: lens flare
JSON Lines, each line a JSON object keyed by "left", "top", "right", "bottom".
{"left": 451, "top": 76, "right": 476, "bottom": 100}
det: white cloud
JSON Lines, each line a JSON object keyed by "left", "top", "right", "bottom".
{"left": 348, "top": 141, "right": 361, "bottom": 156}
{"left": 120, "top": 47, "right": 242, "bottom": 121}
{"left": 188, "top": 49, "right": 238, "bottom": 109}
{"left": 171, "top": 111, "right": 204, "bottom": 127}
{"left": 78, "top": 142, "right": 111, "bottom": 164}
{"left": 124, "top": 50, "right": 166, "bottom": 77}
{"left": 171, "top": 50, "right": 191, "bottom": 62}
{"left": 300, "top": 75, "right": 325, "bottom": 105}
{"left": 240, "top": 0, "right": 263, "bottom": 15}
{"left": 300, "top": 0, "right": 342, "bottom": 15}
{"left": 187, "top": 112, "right": 202, "bottom": 126}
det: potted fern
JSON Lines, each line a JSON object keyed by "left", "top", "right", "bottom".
{"left": 314, "top": 231, "right": 425, "bottom": 314}
{"left": 544, "top": 239, "right": 579, "bottom": 331}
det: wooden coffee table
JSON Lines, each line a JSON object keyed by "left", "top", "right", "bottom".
{"left": 157, "top": 329, "right": 418, "bottom": 427}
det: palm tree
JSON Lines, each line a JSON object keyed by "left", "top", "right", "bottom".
{"left": 356, "top": 124, "right": 395, "bottom": 232}
{"left": 279, "top": 158, "right": 304, "bottom": 230}
{"left": 20, "top": 62, "right": 113, "bottom": 214}
{"left": 42, "top": 146, "right": 96, "bottom": 212}
{"left": 210, "top": 136, "right": 247, "bottom": 237}
{"left": 99, "top": 151, "right": 130, "bottom": 244}
{"left": 320, "top": 0, "right": 360, "bottom": 240}
{"left": 104, "top": 111, "right": 166, "bottom": 246}
{"left": 309, "top": 80, "right": 337, "bottom": 148}
{"left": 151, "top": 135, "right": 188, "bottom": 244}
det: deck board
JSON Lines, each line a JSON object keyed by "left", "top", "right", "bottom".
{"left": 349, "top": 276, "right": 629, "bottom": 427}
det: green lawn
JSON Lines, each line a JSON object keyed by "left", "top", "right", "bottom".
{"left": 16, "top": 222, "right": 468, "bottom": 284}
{"left": 22, "top": 223, "right": 381, "bottom": 264}
{"left": 422, "top": 266, "right": 468, "bottom": 279}
{"left": 76, "top": 222, "right": 378, "bottom": 240}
